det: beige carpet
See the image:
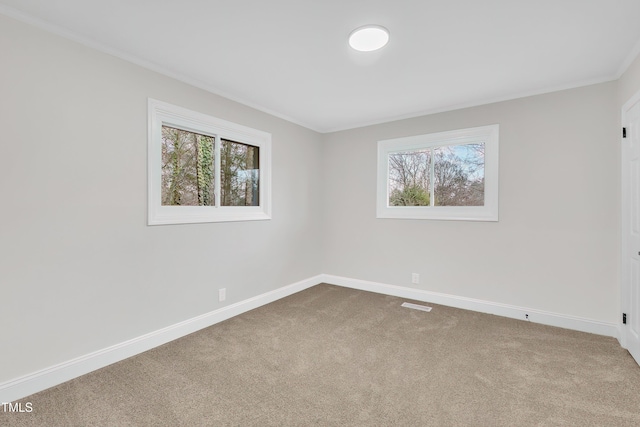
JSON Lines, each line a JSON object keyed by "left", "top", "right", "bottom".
{"left": 2, "top": 284, "right": 640, "bottom": 426}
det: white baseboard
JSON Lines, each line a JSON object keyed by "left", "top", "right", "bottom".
{"left": 320, "top": 274, "right": 620, "bottom": 339}
{"left": 1, "top": 273, "right": 621, "bottom": 403}
{"left": 0, "top": 275, "right": 321, "bottom": 404}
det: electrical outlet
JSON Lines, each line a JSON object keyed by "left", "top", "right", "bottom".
{"left": 219, "top": 288, "right": 226, "bottom": 302}
{"left": 411, "top": 273, "right": 420, "bottom": 284}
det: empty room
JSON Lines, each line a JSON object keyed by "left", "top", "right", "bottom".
{"left": 2, "top": 1, "right": 640, "bottom": 425}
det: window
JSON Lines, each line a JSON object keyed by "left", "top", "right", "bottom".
{"left": 148, "top": 99, "right": 271, "bottom": 225}
{"left": 377, "top": 125, "right": 499, "bottom": 221}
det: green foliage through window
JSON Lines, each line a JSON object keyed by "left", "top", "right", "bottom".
{"left": 161, "top": 126, "right": 214, "bottom": 206}
{"left": 221, "top": 139, "right": 260, "bottom": 206}
{"left": 388, "top": 143, "right": 485, "bottom": 207}
{"left": 161, "top": 127, "right": 260, "bottom": 207}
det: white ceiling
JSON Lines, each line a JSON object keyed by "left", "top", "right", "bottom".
{"left": 2, "top": 0, "right": 640, "bottom": 133}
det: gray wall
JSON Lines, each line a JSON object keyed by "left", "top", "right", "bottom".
{"left": 619, "top": 52, "right": 640, "bottom": 107}
{"left": 321, "top": 82, "right": 619, "bottom": 323}
{"left": 0, "top": 15, "right": 323, "bottom": 383}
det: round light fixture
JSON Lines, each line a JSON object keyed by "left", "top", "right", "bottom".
{"left": 348, "top": 25, "right": 389, "bottom": 52}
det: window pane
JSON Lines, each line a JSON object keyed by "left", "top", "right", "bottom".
{"left": 433, "top": 143, "right": 484, "bottom": 206}
{"left": 388, "top": 149, "right": 431, "bottom": 206}
{"left": 161, "top": 126, "right": 214, "bottom": 206}
{"left": 221, "top": 139, "right": 260, "bottom": 206}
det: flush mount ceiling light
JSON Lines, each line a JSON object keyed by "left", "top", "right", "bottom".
{"left": 348, "top": 25, "right": 389, "bottom": 52}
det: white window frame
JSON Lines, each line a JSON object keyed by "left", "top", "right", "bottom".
{"left": 148, "top": 99, "right": 272, "bottom": 225}
{"left": 377, "top": 124, "right": 499, "bottom": 221}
